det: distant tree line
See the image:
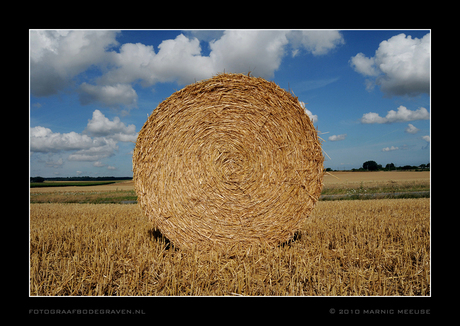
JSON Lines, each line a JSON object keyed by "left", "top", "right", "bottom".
{"left": 30, "top": 176, "right": 132, "bottom": 183}
{"left": 325, "top": 161, "right": 430, "bottom": 172}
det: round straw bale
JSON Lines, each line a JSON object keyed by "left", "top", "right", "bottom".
{"left": 133, "top": 73, "right": 324, "bottom": 249}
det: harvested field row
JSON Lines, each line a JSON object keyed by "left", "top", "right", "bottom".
{"left": 29, "top": 175, "right": 429, "bottom": 204}
{"left": 323, "top": 171, "right": 430, "bottom": 185}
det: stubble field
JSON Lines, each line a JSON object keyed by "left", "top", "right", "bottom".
{"left": 30, "top": 197, "right": 430, "bottom": 296}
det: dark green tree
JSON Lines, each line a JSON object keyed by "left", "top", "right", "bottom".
{"left": 363, "top": 160, "right": 379, "bottom": 171}
{"left": 385, "top": 163, "right": 395, "bottom": 170}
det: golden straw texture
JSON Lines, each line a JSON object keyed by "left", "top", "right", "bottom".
{"left": 133, "top": 73, "right": 324, "bottom": 249}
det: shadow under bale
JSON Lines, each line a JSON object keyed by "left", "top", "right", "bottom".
{"left": 147, "top": 228, "right": 174, "bottom": 250}
{"left": 279, "top": 231, "right": 303, "bottom": 248}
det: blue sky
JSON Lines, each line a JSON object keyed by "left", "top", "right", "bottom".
{"left": 30, "top": 30, "right": 430, "bottom": 177}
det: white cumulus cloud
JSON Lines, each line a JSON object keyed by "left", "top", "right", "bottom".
{"left": 382, "top": 146, "right": 399, "bottom": 152}
{"left": 97, "top": 31, "right": 291, "bottom": 86}
{"left": 405, "top": 123, "right": 420, "bottom": 134}
{"left": 30, "top": 126, "right": 100, "bottom": 152}
{"left": 422, "top": 135, "right": 430, "bottom": 150}
{"left": 350, "top": 32, "right": 430, "bottom": 96}
{"left": 78, "top": 83, "right": 138, "bottom": 110}
{"left": 328, "top": 134, "right": 347, "bottom": 141}
{"left": 30, "top": 126, "right": 119, "bottom": 161}
{"left": 209, "top": 30, "right": 289, "bottom": 79}
{"left": 30, "top": 30, "right": 119, "bottom": 97}
{"left": 30, "top": 110, "right": 137, "bottom": 162}
{"left": 98, "top": 36, "right": 213, "bottom": 87}
{"left": 31, "top": 30, "right": 345, "bottom": 110}
{"left": 361, "top": 106, "right": 429, "bottom": 124}
{"left": 84, "top": 109, "right": 137, "bottom": 142}
{"left": 67, "top": 139, "right": 118, "bottom": 161}
{"left": 287, "top": 30, "right": 345, "bottom": 56}
{"left": 349, "top": 53, "right": 379, "bottom": 76}
{"left": 299, "top": 101, "right": 318, "bottom": 123}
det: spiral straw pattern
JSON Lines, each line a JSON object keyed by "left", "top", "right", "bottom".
{"left": 133, "top": 73, "right": 324, "bottom": 249}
